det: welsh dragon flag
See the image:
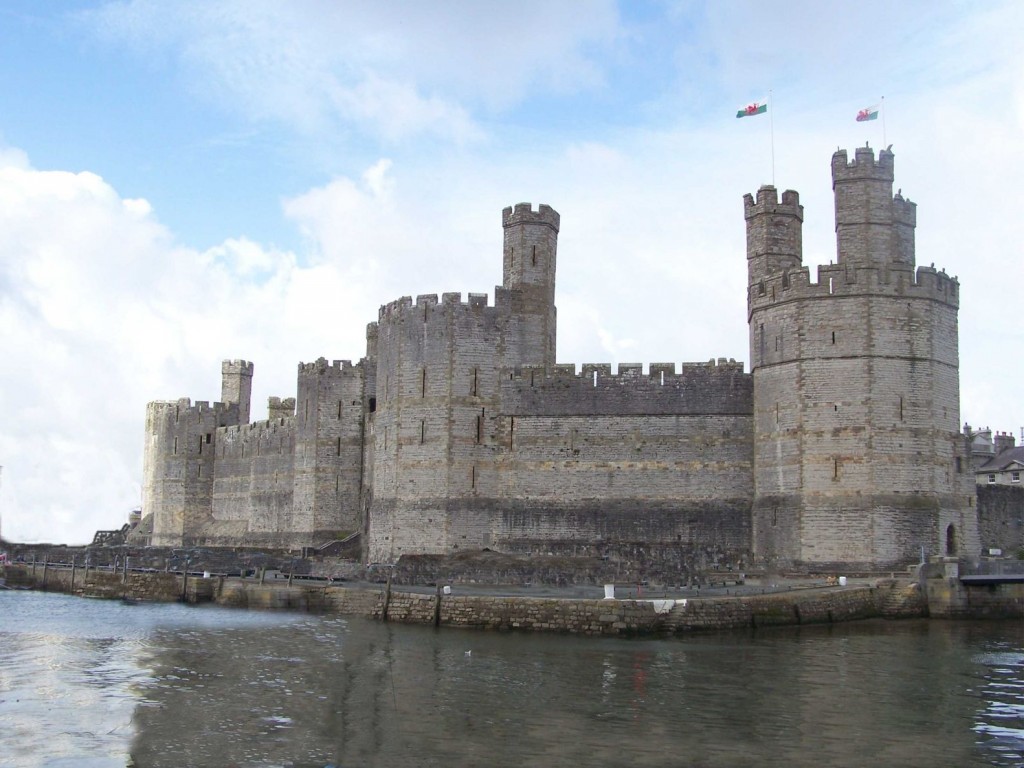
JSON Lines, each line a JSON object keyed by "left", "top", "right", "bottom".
{"left": 856, "top": 105, "right": 879, "bottom": 122}
{"left": 736, "top": 100, "right": 767, "bottom": 118}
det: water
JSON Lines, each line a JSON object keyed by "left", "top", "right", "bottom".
{"left": 0, "top": 590, "right": 1021, "bottom": 767}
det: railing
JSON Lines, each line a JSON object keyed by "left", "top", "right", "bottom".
{"left": 960, "top": 558, "right": 1024, "bottom": 577}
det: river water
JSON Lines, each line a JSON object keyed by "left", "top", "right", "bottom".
{"left": 0, "top": 590, "right": 1021, "bottom": 767}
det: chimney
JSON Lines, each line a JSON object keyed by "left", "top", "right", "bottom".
{"left": 994, "top": 431, "right": 1016, "bottom": 455}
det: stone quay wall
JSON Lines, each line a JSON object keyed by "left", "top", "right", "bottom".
{"left": 924, "top": 577, "right": 1024, "bottom": 619}
{"left": 8, "top": 565, "right": 1019, "bottom": 634}
{"left": 213, "top": 577, "right": 933, "bottom": 636}
{"left": 1, "top": 563, "right": 214, "bottom": 603}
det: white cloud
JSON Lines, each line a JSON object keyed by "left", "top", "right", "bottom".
{"left": 85, "top": 0, "right": 619, "bottom": 142}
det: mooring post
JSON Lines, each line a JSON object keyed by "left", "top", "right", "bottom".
{"left": 433, "top": 584, "right": 442, "bottom": 627}
{"left": 70, "top": 556, "right": 76, "bottom": 593}
{"left": 259, "top": 567, "right": 266, "bottom": 586}
{"left": 41, "top": 557, "right": 48, "bottom": 589}
{"left": 381, "top": 571, "right": 393, "bottom": 622}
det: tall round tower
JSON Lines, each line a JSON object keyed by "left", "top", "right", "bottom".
{"left": 502, "top": 202, "right": 559, "bottom": 368}
{"left": 747, "top": 147, "right": 977, "bottom": 570}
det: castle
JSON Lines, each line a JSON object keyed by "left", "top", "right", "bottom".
{"left": 142, "top": 147, "right": 980, "bottom": 571}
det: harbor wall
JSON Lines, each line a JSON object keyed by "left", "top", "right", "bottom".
{"left": 5, "top": 565, "right": 1020, "bottom": 634}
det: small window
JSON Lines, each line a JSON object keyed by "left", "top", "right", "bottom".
{"left": 1012, "top": 471, "right": 1020, "bottom": 483}
{"left": 988, "top": 473, "right": 996, "bottom": 484}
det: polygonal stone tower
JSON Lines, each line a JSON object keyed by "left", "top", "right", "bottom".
{"left": 746, "top": 147, "right": 978, "bottom": 570}
{"left": 502, "top": 203, "right": 559, "bottom": 369}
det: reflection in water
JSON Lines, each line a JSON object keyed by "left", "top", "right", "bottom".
{"left": 0, "top": 591, "right": 1021, "bottom": 767}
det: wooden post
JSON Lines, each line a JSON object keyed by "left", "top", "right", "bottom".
{"left": 70, "top": 557, "right": 76, "bottom": 593}
{"left": 259, "top": 567, "right": 266, "bottom": 586}
{"left": 381, "top": 571, "right": 393, "bottom": 622}
{"left": 433, "top": 584, "right": 442, "bottom": 627}
{"left": 41, "top": 557, "right": 48, "bottom": 589}
{"left": 181, "top": 567, "right": 189, "bottom": 602}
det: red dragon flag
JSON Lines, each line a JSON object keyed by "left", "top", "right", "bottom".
{"left": 736, "top": 100, "right": 768, "bottom": 118}
{"left": 856, "top": 105, "right": 880, "bottom": 122}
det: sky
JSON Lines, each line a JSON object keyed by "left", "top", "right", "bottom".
{"left": 0, "top": 0, "right": 1021, "bottom": 544}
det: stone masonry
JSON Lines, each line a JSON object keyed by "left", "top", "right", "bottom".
{"left": 142, "top": 148, "right": 980, "bottom": 571}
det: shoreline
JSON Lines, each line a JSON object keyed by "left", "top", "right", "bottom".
{"left": 4, "top": 563, "right": 1021, "bottom": 635}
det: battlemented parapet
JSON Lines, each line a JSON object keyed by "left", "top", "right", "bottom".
{"left": 503, "top": 359, "right": 751, "bottom": 416}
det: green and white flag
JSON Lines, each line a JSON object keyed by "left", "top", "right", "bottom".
{"left": 736, "top": 100, "right": 767, "bottom": 118}
{"left": 856, "top": 105, "right": 879, "bottom": 122}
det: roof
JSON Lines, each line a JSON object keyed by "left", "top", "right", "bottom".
{"left": 977, "top": 446, "right": 1024, "bottom": 472}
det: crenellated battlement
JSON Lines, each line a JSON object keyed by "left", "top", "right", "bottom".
{"left": 297, "top": 357, "right": 361, "bottom": 376}
{"left": 743, "top": 186, "right": 803, "bottom": 220}
{"left": 378, "top": 290, "right": 501, "bottom": 320}
{"left": 502, "top": 202, "right": 560, "bottom": 232}
{"left": 267, "top": 396, "right": 295, "bottom": 420}
{"left": 222, "top": 359, "right": 254, "bottom": 375}
{"left": 748, "top": 262, "right": 959, "bottom": 313}
{"left": 221, "top": 415, "right": 296, "bottom": 438}
{"left": 508, "top": 357, "right": 746, "bottom": 386}
{"left": 146, "top": 397, "right": 238, "bottom": 420}
{"left": 503, "top": 358, "right": 751, "bottom": 417}
{"left": 832, "top": 145, "right": 894, "bottom": 183}
{"left": 893, "top": 192, "right": 916, "bottom": 226}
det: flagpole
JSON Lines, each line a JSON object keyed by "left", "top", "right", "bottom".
{"left": 769, "top": 89, "right": 775, "bottom": 186}
{"left": 881, "top": 96, "right": 886, "bottom": 147}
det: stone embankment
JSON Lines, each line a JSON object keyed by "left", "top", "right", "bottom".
{"left": 1, "top": 562, "right": 214, "bottom": 603}
{"left": 5, "top": 563, "right": 1020, "bottom": 635}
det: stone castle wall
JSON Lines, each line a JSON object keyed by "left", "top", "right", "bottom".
{"left": 141, "top": 150, "right": 981, "bottom": 572}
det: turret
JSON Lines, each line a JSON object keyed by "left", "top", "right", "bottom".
{"left": 747, "top": 148, "right": 977, "bottom": 570}
{"left": 501, "top": 203, "right": 559, "bottom": 368}
{"left": 832, "top": 145, "right": 914, "bottom": 267}
{"left": 267, "top": 397, "right": 295, "bottom": 421}
{"left": 744, "top": 186, "right": 803, "bottom": 284}
{"left": 221, "top": 360, "right": 254, "bottom": 425}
